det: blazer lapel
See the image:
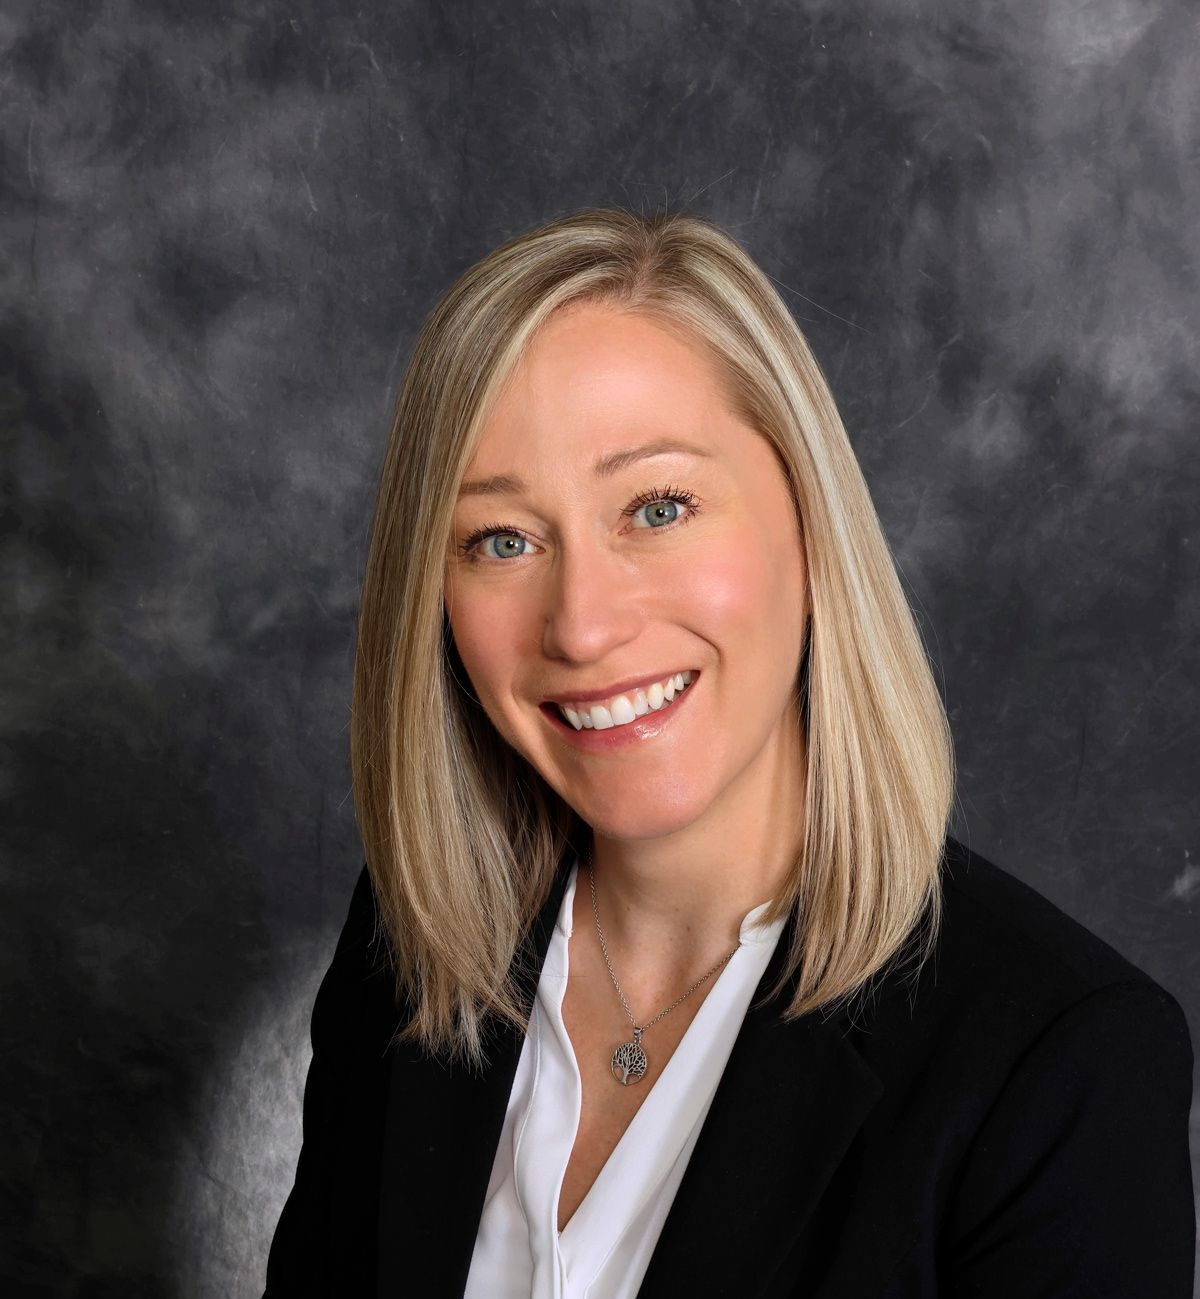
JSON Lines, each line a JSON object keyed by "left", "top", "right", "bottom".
{"left": 375, "top": 846, "right": 574, "bottom": 1299}
{"left": 636, "top": 910, "right": 885, "bottom": 1298}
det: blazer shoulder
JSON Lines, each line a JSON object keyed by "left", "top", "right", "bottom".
{"left": 316, "top": 861, "right": 403, "bottom": 1032}
{"left": 929, "top": 835, "right": 1181, "bottom": 1021}
{"left": 344, "top": 861, "right": 382, "bottom": 946}
{"left": 325, "top": 861, "right": 389, "bottom": 968}
{"left": 850, "top": 836, "right": 1193, "bottom": 1151}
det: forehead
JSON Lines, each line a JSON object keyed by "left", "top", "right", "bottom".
{"left": 467, "top": 303, "right": 735, "bottom": 470}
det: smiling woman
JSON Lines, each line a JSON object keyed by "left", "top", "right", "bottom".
{"left": 264, "top": 211, "right": 1195, "bottom": 1298}
{"left": 355, "top": 213, "right": 955, "bottom": 1063}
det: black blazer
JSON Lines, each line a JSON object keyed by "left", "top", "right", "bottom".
{"left": 264, "top": 836, "right": 1195, "bottom": 1297}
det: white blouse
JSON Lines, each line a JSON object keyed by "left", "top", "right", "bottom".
{"left": 464, "top": 851, "right": 789, "bottom": 1299}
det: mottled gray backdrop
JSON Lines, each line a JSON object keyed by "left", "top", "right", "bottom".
{"left": 3, "top": 0, "right": 1196, "bottom": 1292}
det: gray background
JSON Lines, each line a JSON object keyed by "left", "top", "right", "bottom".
{"left": 3, "top": 0, "right": 1196, "bottom": 1292}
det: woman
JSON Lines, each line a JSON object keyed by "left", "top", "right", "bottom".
{"left": 264, "top": 210, "right": 1194, "bottom": 1297}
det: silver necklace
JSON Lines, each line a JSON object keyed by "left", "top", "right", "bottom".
{"left": 585, "top": 845, "right": 741, "bottom": 1086}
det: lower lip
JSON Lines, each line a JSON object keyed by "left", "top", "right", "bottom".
{"left": 540, "top": 674, "right": 700, "bottom": 752}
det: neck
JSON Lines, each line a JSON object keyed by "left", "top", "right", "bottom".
{"left": 573, "top": 719, "right": 807, "bottom": 966}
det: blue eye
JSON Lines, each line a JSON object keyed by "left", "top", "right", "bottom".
{"left": 480, "top": 533, "right": 531, "bottom": 560}
{"left": 458, "top": 484, "right": 701, "bottom": 563}
{"left": 627, "top": 488, "right": 695, "bottom": 529}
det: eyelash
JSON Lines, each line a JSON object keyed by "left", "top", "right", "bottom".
{"left": 457, "top": 484, "right": 702, "bottom": 564}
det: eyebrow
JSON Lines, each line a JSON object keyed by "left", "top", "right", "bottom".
{"left": 457, "top": 438, "right": 713, "bottom": 498}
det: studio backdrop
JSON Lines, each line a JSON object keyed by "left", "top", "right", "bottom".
{"left": 3, "top": 0, "right": 1196, "bottom": 1292}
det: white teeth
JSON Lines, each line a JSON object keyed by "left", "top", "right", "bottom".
{"left": 557, "top": 670, "right": 695, "bottom": 731}
{"left": 610, "top": 695, "right": 636, "bottom": 725}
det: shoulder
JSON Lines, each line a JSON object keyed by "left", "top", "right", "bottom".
{"left": 343, "top": 861, "right": 382, "bottom": 943}
{"left": 312, "top": 862, "right": 401, "bottom": 1046}
{"left": 912, "top": 841, "right": 1197, "bottom": 1289}
{"left": 936, "top": 834, "right": 1161, "bottom": 1000}
{"left": 325, "top": 861, "right": 389, "bottom": 975}
{"left": 854, "top": 835, "right": 1192, "bottom": 1085}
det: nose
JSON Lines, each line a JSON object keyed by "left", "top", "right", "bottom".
{"left": 541, "top": 533, "right": 644, "bottom": 664}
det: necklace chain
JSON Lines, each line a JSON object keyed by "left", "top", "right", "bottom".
{"left": 585, "top": 844, "right": 741, "bottom": 1039}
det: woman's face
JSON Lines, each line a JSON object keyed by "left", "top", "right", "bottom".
{"left": 444, "top": 301, "right": 809, "bottom": 843}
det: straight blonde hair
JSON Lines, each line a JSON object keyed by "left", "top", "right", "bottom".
{"left": 352, "top": 208, "right": 955, "bottom": 1069}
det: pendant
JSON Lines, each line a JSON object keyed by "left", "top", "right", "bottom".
{"left": 610, "top": 1027, "right": 648, "bottom": 1086}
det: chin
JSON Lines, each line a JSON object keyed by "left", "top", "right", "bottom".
{"left": 573, "top": 783, "right": 716, "bottom": 844}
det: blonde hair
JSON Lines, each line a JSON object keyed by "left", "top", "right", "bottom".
{"left": 352, "top": 208, "right": 955, "bottom": 1068}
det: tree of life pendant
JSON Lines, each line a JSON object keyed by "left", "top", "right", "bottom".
{"left": 610, "top": 1026, "right": 648, "bottom": 1086}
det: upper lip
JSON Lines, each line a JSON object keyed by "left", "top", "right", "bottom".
{"left": 543, "top": 668, "right": 697, "bottom": 707}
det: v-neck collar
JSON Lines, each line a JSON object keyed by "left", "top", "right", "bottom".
{"left": 376, "top": 838, "right": 884, "bottom": 1298}
{"left": 542, "top": 854, "right": 792, "bottom": 1287}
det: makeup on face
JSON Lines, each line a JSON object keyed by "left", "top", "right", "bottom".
{"left": 444, "top": 303, "right": 807, "bottom": 843}
{"left": 540, "top": 669, "right": 699, "bottom": 751}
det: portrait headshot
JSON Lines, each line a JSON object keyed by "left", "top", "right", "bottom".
{"left": 262, "top": 208, "right": 1195, "bottom": 1297}
{"left": 4, "top": 1, "right": 1196, "bottom": 1296}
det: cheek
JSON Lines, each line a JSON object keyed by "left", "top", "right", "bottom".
{"left": 674, "top": 529, "right": 778, "bottom": 635}
{"left": 444, "top": 591, "right": 522, "bottom": 705}
{"left": 674, "top": 521, "right": 805, "bottom": 693}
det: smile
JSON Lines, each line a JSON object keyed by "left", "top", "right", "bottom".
{"left": 557, "top": 670, "right": 696, "bottom": 731}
